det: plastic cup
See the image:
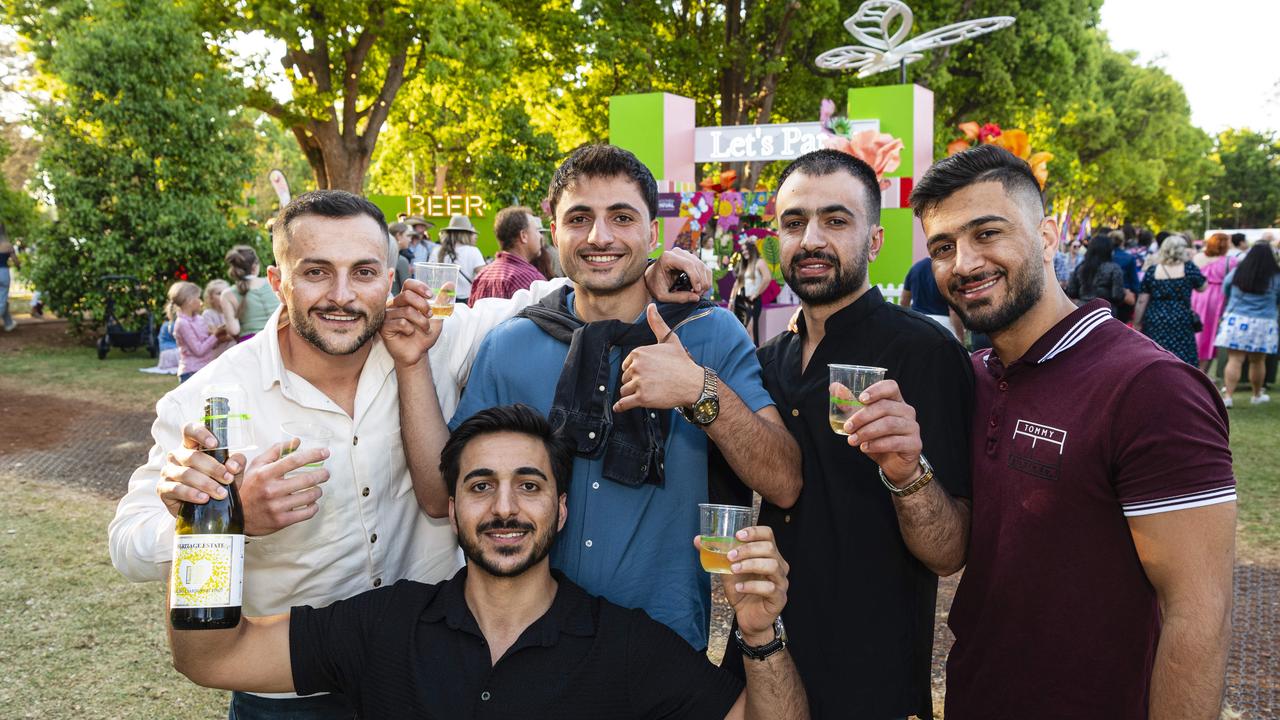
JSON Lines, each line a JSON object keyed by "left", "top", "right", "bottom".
{"left": 828, "top": 364, "right": 886, "bottom": 435}
{"left": 698, "top": 503, "right": 754, "bottom": 574}
{"left": 413, "top": 262, "right": 459, "bottom": 318}
{"left": 279, "top": 422, "right": 333, "bottom": 476}
{"left": 200, "top": 383, "right": 256, "bottom": 453}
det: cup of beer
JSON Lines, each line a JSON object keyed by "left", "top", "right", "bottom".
{"left": 698, "top": 503, "right": 754, "bottom": 574}
{"left": 413, "top": 262, "right": 459, "bottom": 318}
{"left": 280, "top": 422, "right": 333, "bottom": 477}
{"left": 828, "top": 364, "right": 886, "bottom": 435}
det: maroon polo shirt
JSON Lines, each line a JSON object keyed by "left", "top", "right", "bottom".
{"left": 945, "top": 300, "right": 1235, "bottom": 719}
{"left": 468, "top": 251, "right": 546, "bottom": 306}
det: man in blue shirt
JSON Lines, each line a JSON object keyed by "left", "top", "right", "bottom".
{"left": 388, "top": 144, "right": 802, "bottom": 650}
{"left": 1108, "top": 229, "right": 1139, "bottom": 322}
{"left": 899, "top": 256, "right": 963, "bottom": 338}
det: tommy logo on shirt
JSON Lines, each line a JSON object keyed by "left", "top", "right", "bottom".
{"left": 1007, "top": 419, "right": 1067, "bottom": 481}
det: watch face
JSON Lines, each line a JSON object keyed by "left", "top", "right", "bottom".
{"left": 693, "top": 398, "right": 719, "bottom": 424}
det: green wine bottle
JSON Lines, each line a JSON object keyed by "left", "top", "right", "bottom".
{"left": 169, "top": 395, "right": 244, "bottom": 630}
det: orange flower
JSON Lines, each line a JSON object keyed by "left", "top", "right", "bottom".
{"left": 1028, "top": 151, "right": 1054, "bottom": 189}
{"left": 845, "top": 129, "right": 903, "bottom": 179}
{"left": 992, "top": 129, "right": 1030, "bottom": 160}
{"left": 946, "top": 139, "right": 972, "bottom": 156}
{"left": 958, "top": 122, "right": 981, "bottom": 141}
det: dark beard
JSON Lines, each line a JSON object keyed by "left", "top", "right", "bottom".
{"left": 783, "top": 242, "right": 870, "bottom": 307}
{"left": 458, "top": 515, "right": 558, "bottom": 579}
{"left": 947, "top": 256, "right": 1044, "bottom": 334}
{"left": 290, "top": 303, "right": 383, "bottom": 356}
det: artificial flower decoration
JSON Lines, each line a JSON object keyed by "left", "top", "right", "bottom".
{"left": 948, "top": 121, "right": 1053, "bottom": 189}
{"left": 699, "top": 169, "right": 738, "bottom": 193}
{"left": 819, "top": 98, "right": 905, "bottom": 190}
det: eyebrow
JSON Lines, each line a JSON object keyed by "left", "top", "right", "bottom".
{"left": 926, "top": 214, "right": 1011, "bottom": 246}
{"left": 461, "top": 467, "right": 550, "bottom": 482}
{"left": 780, "top": 204, "right": 856, "bottom": 220}
{"left": 298, "top": 257, "right": 382, "bottom": 267}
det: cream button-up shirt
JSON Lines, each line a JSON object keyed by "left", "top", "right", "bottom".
{"left": 108, "top": 279, "right": 567, "bottom": 616}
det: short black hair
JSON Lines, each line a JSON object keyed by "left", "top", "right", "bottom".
{"left": 1156, "top": 230, "right": 1171, "bottom": 243}
{"left": 910, "top": 144, "right": 1044, "bottom": 219}
{"left": 776, "top": 149, "right": 882, "bottom": 225}
{"left": 1231, "top": 232, "right": 1248, "bottom": 248}
{"left": 272, "top": 190, "right": 389, "bottom": 263}
{"left": 546, "top": 144, "right": 658, "bottom": 222}
{"left": 494, "top": 206, "right": 535, "bottom": 250}
{"left": 440, "top": 404, "right": 573, "bottom": 498}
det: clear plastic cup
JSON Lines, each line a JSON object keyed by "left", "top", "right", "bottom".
{"left": 828, "top": 364, "right": 886, "bottom": 435}
{"left": 413, "top": 262, "right": 459, "bottom": 317}
{"left": 698, "top": 503, "right": 754, "bottom": 574}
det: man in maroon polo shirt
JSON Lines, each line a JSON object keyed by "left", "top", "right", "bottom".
{"left": 911, "top": 145, "right": 1236, "bottom": 719}
{"left": 469, "top": 205, "right": 547, "bottom": 305}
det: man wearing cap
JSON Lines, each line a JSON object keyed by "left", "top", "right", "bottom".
{"left": 469, "top": 205, "right": 548, "bottom": 305}
{"left": 404, "top": 216, "right": 437, "bottom": 265}
{"left": 434, "top": 214, "right": 488, "bottom": 305}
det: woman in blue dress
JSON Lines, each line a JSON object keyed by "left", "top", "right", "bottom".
{"left": 1133, "top": 235, "right": 1205, "bottom": 365}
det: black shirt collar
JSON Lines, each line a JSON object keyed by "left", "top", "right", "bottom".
{"left": 422, "top": 566, "right": 597, "bottom": 646}
{"left": 792, "top": 286, "right": 885, "bottom": 339}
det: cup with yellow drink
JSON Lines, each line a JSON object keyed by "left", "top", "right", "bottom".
{"left": 828, "top": 364, "right": 886, "bottom": 435}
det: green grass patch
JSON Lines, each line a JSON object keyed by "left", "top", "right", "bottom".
{"left": 0, "top": 475, "right": 227, "bottom": 719}
{"left": 0, "top": 345, "right": 174, "bottom": 409}
{"left": 1225, "top": 391, "right": 1280, "bottom": 561}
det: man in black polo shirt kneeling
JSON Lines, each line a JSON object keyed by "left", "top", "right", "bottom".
{"left": 168, "top": 404, "right": 808, "bottom": 720}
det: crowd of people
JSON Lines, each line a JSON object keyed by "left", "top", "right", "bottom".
{"left": 103, "top": 143, "right": 1245, "bottom": 719}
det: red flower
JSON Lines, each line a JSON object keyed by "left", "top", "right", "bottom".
{"left": 978, "top": 123, "right": 1003, "bottom": 143}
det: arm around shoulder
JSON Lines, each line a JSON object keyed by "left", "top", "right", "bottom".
{"left": 170, "top": 612, "right": 294, "bottom": 693}
{"left": 108, "top": 398, "right": 184, "bottom": 582}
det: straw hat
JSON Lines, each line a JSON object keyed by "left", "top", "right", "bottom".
{"left": 404, "top": 216, "right": 434, "bottom": 229}
{"left": 440, "top": 214, "right": 478, "bottom": 236}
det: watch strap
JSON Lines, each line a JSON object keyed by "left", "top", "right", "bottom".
{"left": 879, "top": 455, "right": 935, "bottom": 498}
{"left": 734, "top": 616, "right": 787, "bottom": 661}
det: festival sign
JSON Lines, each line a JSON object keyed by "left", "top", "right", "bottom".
{"left": 694, "top": 121, "right": 877, "bottom": 163}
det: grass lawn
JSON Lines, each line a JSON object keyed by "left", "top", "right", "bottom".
{"left": 0, "top": 475, "right": 228, "bottom": 719}
{"left": 1225, "top": 391, "right": 1280, "bottom": 562}
{"left": 0, "top": 345, "right": 175, "bottom": 409}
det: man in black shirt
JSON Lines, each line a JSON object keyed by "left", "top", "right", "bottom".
{"left": 169, "top": 405, "right": 808, "bottom": 720}
{"left": 722, "top": 150, "right": 974, "bottom": 719}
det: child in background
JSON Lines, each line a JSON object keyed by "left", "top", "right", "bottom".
{"left": 202, "top": 279, "right": 236, "bottom": 358}
{"left": 155, "top": 316, "right": 179, "bottom": 373}
{"left": 167, "top": 281, "right": 219, "bottom": 384}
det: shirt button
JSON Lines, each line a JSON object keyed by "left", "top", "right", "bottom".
{"left": 598, "top": 385, "right": 606, "bottom": 392}
{"left": 791, "top": 408, "right": 799, "bottom": 417}
{"left": 481, "top": 691, "right": 491, "bottom": 701}
{"left": 585, "top": 539, "right": 593, "bottom": 548}
{"left": 998, "top": 381, "right": 1009, "bottom": 391}
{"left": 373, "top": 578, "right": 382, "bottom": 587}
{"left": 352, "top": 435, "right": 359, "bottom": 446}
{"left": 370, "top": 533, "right": 378, "bottom": 543}
{"left": 784, "top": 514, "right": 791, "bottom": 523}
{"left": 588, "top": 431, "right": 596, "bottom": 439}
{"left": 592, "top": 481, "right": 600, "bottom": 490}
{"left": 362, "top": 487, "right": 370, "bottom": 497}
{"left": 989, "top": 417, "right": 998, "bottom": 427}
{"left": 649, "top": 412, "right": 657, "bottom": 419}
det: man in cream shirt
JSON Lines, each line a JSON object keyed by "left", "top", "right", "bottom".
{"left": 108, "top": 190, "right": 707, "bottom": 719}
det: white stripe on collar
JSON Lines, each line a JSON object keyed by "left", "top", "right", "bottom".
{"left": 1039, "top": 307, "right": 1112, "bottom": 363}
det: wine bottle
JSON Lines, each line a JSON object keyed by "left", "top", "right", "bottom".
{"left": 169, "top": 395, "right": 244, "bottom": 629}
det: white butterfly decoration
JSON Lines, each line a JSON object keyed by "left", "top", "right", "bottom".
{"left": 815, "top": 0, "right": 1015, "bottom": 78}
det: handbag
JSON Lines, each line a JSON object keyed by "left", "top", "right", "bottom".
{"left": 1191, "top": 312, "right": 1203, "bottom": 333}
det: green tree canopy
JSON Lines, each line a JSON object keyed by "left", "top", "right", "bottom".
{"left": 21, "top": 0, "right": 257, "bottom": 331}
{"left": 1205, "top": 129, "right": 1280, "bottom": 229}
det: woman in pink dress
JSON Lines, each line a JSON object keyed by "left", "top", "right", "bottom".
{"left": 1191, "top": 232, "right": 1238, "bottom": 372}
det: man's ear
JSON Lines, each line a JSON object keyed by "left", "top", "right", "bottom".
{"left": 867, "top": 225, "right": 886, "bottom": 262}
{"left": 1040, "top": 217, "right": 1060, "bottom": 262}
{"left": 267, "top": 265, "right": 285, "bottom": 305}
{"left": 648, "top": 219, "right": 660, "bottom": 253}
{"left": 557, "top": 493, "right": 568, "bottom": 532}
{"left": 448, "top": 498, "right": 458, "bottom": 534}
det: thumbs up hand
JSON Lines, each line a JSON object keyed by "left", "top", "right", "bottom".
{"left": 614, "top": 304, "right": 706, "bottom": 414}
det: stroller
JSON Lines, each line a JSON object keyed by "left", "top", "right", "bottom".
{"left": 97, "top": 274, "right": 158, "bottom": 360}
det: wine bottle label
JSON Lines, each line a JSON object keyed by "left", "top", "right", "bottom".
{"left": 169, "top": 534, "right": 245, "bottom": 608}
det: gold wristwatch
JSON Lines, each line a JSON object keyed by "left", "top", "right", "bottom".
{"left": 879, "top": 454, "right": 935, "bottom": 497}
{"left": 678, "top": 367, "right": 720, "bottom": 426}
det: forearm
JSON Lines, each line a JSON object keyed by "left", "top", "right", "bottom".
{"left": 169, "top": 613, "right": 294, "bottom": 692}
{"left": 892, "top": 482, "right": 970, "bottom": 576}
{"left": 742, "top": 651, "right": 809, "bottom": 720}
{"left": 396, "top": 360, "right": 452, "bottom": 518}
{"left": 704, "top": 386, "right": 801, "bottom": 507}
{"left": 1134, "top": 296, "right": 1150, "bottom": 326}
{"left": 1148, "top": 610, "right": 1231, "bottom": 719}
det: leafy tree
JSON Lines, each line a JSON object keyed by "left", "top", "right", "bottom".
{"left": 19, "top": 0, "right": 257, "bottom": 332}
{"left": 1204, "top": 129, "right": 1280, "bottom": 229}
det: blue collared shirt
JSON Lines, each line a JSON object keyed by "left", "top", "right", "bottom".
{"left": 450, "top": 292, "right": 774, "bottom": 648}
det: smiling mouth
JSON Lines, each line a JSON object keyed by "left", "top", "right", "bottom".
{"left": 581, "top": 253, "right": 624, "bottom": 266}
{"left": 955, "top": 275, "right": 1001, "bottom": 299}
{"left": 483, "top": 529, "right": 529, "bottom": 545}
{"left": 315, "top": 311, "right": 362, "bottom": 323}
